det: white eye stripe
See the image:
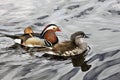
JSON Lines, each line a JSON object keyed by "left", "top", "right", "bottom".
{"left": 41, "top": 25, "right": 57, "bottom": 36}
{"left": 45, "top": 26, "right": 57, "bottom": 31}
{"left": 41, "top": 26, "right": 57, "bottom": 36}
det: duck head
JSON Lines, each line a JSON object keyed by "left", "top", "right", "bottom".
{"left": 41, "top": 24, "right": 61, "bottom": 36}
{"left": 71, "top": 31, "right": 88, "bottom": 45}
{"left": 41, "top": 24, "right": 61, "bottom": 45}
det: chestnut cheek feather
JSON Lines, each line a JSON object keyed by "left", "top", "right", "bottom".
{"left": 43, "top": 30, "right": 58, "bottom": 44}
{"left": 44, "top": 36, "right": 57, "bottom": 43}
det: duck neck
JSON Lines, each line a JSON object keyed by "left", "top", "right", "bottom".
{"left": 42, "top": 30, "right": 58, "bottom": 45}
{"left": 76, "top": 38, "right": 87, "bottom": 50}
{"left": 74, "top": 38, "right": 84, "bottom": 45}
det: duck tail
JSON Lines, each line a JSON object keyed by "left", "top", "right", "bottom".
{"left": 4, "top": 34, "right": 20, "bottom": 39}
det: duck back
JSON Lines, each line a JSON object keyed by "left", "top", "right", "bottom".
{"left": 52, "top": 41, "right": 76, "bottom": 53}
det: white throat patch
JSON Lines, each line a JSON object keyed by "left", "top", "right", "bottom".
{"left": 80, "top": 38, "right": 84, "bottom": 43}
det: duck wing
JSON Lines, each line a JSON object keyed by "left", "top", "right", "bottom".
{"left": 4, "top": 33, "right": 41, "bottom": 39}
{"left": 52, "top": 41, "right": 76, "bottom": 53}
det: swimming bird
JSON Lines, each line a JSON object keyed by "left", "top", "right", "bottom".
{"left": 5, "top": 24, "right": 61, "bottom": 47}
{"left": 38, "top": 31, "right": 89, "bottom": 57}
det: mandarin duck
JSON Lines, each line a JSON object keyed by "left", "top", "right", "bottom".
{"left": 45, "top": 31, "right": 89, "bottom": 57}
{"left": 33, "top": 31, "right": 89, "bottom": 57}
{"left": 5, "top": 24, "right": 61, "bottom": 47}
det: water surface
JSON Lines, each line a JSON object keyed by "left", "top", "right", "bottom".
{"left": 0, "top": 0, "right": 120, "bottom": 80}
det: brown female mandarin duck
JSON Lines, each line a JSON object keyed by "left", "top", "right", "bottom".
{"left": 44, "top": 31, "right": 89, "bottom": 57}
{"left": 5, "top": 24, "right": 61, "bottom": 47}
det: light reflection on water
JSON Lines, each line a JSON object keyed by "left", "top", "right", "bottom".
{"left": 0, "top": 0, "right": 120, "bottom": 80}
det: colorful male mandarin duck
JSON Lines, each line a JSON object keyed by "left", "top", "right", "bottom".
{"left": 5, "top": 24, "right": 61, "bottom": 47}
{"left": 44, "top": 31, "right": 89, "bottom": 57}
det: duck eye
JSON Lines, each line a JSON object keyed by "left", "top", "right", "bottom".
{"left": 53, "top": 27, "right": 56, "bottom": 29}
